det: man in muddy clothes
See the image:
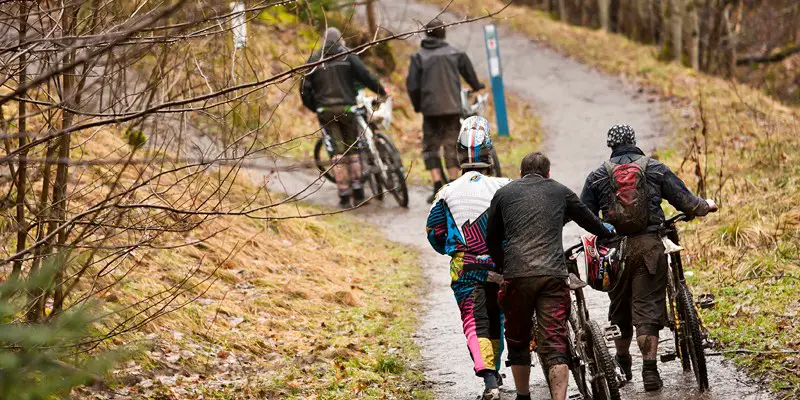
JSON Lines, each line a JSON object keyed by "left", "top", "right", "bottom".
{"left": 580, "top": 124, "right": 717, "bottom": 391}
{"left": 406, "top": 18, "right": 485, "bottom": 203}
{"left": 300, "top": 27, "right": 387, "bottom": 208}
{"left": 426, "top": 116, "right": 509, "bottom": 400}
{"left": 486, "top": 152, "right": 614, "bottom": 400}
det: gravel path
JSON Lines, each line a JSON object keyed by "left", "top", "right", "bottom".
{"left": 266, "top": 1, "right": 772, "bottom": 398}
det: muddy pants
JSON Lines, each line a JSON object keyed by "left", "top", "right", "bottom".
{"left": 452, "top": 278, "right": 504, "bottom": 376}
{"left": 422, "top": 114, "right": 461, "bottom": 171}
{"left": 608, "top": 233, "right": 668, "bottom": 339}
{"left": 499, "top": 276, "right": 571, "bottom": 368}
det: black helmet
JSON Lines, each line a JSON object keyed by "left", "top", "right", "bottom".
{"left": 457, "top": 116, "right": 494, "bottom": 170}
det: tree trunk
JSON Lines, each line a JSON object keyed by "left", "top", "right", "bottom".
{"left": 51, "top": 4, "right": 78, "bottom": 316}
{"left": 703, "top": 0, "right": 728, "bottom": 72}
{"left": 365, "top": 0, "right": 378, "bottom": 36}
{"left": 558, "top": 0, "right": 567, "bottom": 22}
{"left": 598, "top": 0, "right": 610, "bottom": 31}
{"left": 670, "top": 0, "right": 683, "bottom": 62}
{"left": 12, "top": 1, "right": 29, "bottom": 282}
{"left": 609, "top": 0, "right": 620, "bottom": 32}
{"left": 686, "top": 0, "right": 700, "bottom": 69}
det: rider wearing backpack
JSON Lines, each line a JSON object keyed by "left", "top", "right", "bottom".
{"left": 426, "top": 116, "right": 509, "bottom": 400}
{"left": 580, "top": 124, "right": 716, "bottom": 392}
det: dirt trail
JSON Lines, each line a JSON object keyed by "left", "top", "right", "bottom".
{"left": 265, "top": 1, "right": 772, "bottom": 399}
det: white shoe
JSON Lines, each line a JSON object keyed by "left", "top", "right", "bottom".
{"left": 482, "top": 388, "right": 501, "bottom": 400}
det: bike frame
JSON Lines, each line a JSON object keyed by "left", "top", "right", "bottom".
{"left": 664, "top": 215, "right": 690, "bottom": 357}
{"left": 353, "top": 111, "right": 390, "bottom": 183}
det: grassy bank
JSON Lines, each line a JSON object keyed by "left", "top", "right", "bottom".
{"left": 420, "top": 0, "right": 800, "bottom": 395}
{"left": 41, "top": 129, "right": 430, "bottom": 399}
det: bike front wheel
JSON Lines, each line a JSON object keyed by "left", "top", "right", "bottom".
{"left": 375, "top": 133, "right": 408, "bottom": 208}
{"left": 588, "top": 321, "right": 621, "bottom": 400}
{"left": 679, "top": 284, "right": 709, "bottom": 391}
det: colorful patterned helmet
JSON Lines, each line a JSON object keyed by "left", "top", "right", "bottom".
{"left": 457, "top": 116, "right": 494, "bottom": 170}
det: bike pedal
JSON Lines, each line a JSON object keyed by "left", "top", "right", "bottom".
{"left": 604, "top": 325, "right": 623, "bottom": 341}
{"left": 698, "top": 293, "right": 716, "bottom": 309}
{"left": 567, "top": 395, "right": 583, "bottom": 400}
{"left": 660, "top": 352, "right": 677, "bottom": 362}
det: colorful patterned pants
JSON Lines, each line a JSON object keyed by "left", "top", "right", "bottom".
{"left": 452, "top": 279, "right": 504, "bottom": 376}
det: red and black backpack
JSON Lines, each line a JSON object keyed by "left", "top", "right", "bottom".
{"left": 602, "top": 157, "right": 649, "bottom": 235}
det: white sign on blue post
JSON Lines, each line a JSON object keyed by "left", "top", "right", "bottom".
{"left": 483, "top": 24, "right": 509, "bottom": 137}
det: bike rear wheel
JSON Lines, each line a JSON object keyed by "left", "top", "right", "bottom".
{"left": 375, "top": 133, "right": 408, "bottom": 208}
{"left": 679, "top": 284, "right": 709, "bottom": 392}
{"left": 490, "top": 147, "right": 503, "bottom": 177}
{"left": 588, "top": 321, "right": 621, "bottom": 400}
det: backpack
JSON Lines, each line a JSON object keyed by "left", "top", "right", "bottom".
{"left": 603, "top": 157, "right": 649, "bottom": 235}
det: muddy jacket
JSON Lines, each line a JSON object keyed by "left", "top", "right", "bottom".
{"left": 580, "top": 145, "right": 711, "bottom": 231}
{"left": 486, "top": 174, "right": 613, "bottom": 279}
{"left": 406, "top": 38, "right": 484, "bottom": 116}
{"left": 426, "top": 171, "right": 511, "bottom": 283}
{"left": 300, "top": 43, "right": 386, "bottom": 111}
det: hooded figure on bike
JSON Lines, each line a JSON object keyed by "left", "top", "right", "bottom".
{"left": 406, "top": 19, "right": 485, "bottom": 202}
{"left": 426, "top": 116, "right": 508, "bottom": 400}
{"left": 580, "top": 124, "right": 717, "bottom": 392}
{"left": 300, "top": 27, "right": 387, "bottom": 208}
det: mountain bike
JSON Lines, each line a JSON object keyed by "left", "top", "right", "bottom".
{"left": 460, "top": 88, "right": 503, "bottom": 177}
{"left": 532, "top": 243, "right": 623, "bottom": 400}
{"left": 313, "top": 92, "right": 409, "bottom": 208}
{"left": 661, "top": 212, "right": 716, "bottom": 392}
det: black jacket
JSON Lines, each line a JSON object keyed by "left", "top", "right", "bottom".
{"left": 580, "top": 145, "right": 711, "bottom": 230}
{"left": 405, "top": 38, "right": 484, "bottom": 116}
{"left": 486, "top": 174, "right": 613, "bottom": 279}
{"left": 300, "top": 43, "right": 386, "bottom": 111}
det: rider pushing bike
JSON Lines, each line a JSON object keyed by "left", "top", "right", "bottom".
{"left": 486, "top": 152, "right": 614, "bottom": 400}
{"left": 406, "top": 19, "right": 485, "bottom": 203}
{"left": 580, "top": 124, "right": 717, "bottom": 392}
{"left": 300, "top": 27, "right": 387, "bottom": 208}
{"left": 426, "top": 116, "right": 509, "bottom": 400}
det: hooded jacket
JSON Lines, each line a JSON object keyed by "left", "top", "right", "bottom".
{"left": 580, "top": 144, "right": 711, "bottom": 230}
{"left": 300, "top": 42, "right": 386, "bottom": 111}
{"left": 406, "top": 38, "right": 484, "bottom": 116}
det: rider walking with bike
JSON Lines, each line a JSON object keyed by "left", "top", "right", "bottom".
{"left": 405, "top": 19, "right": 485, "bottom": 202}
{"left": 300, "top": 27, "right": 387, "bottom": 208}
{"left": 580, "top": 124, "right": 717, "bottom": 392}
{"left": 426, "top": 116, "right": 509, "bottom": 400}
{"left": 486, "top": 152, "right": 614, "bottom": 400}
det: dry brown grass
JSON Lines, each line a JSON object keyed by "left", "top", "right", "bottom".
{"left": 37, "top": 127, "right": 430, "bottom": 399}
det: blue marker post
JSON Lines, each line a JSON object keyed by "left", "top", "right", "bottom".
{"left": 483, "top": 24, "right": 509, "bottom": 137}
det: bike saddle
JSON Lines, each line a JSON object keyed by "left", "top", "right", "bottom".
{"left": 568, "top": 273, "right": 588, "bottom": 290}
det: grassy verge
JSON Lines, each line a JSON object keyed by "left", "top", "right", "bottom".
{"left": 0, "top": 124, "right": 430, "bottom": 398}
{"left": 420, "top": 0, "right": 800, "bottom": 395}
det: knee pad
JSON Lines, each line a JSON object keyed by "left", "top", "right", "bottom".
{"left": 422, "top": 151, "right": 443, "bottom": 171}
{"left": 331, "top": 154, "right": 346, "bottom": 169}
{"left": 635, "top": 324, "right": 661, "bottom": 337}
{"left": 505, "top": 342, "right": 532, "bottom": 366}
{"left": 541, "top": 353, "right": 569, "bottom": 370}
